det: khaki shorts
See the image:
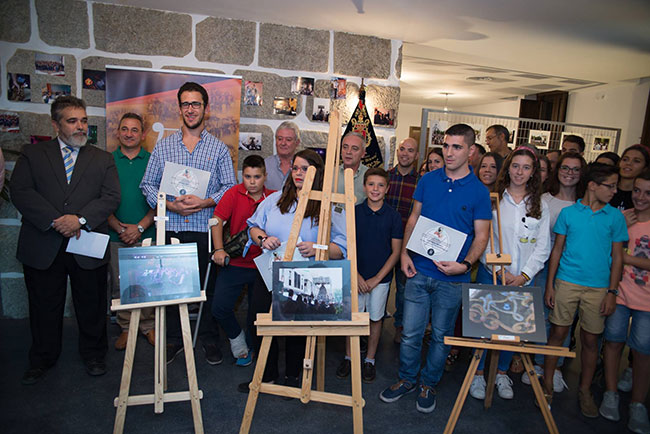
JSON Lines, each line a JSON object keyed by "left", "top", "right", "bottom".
{"left": 548, "top": 279, "right": 607, "bottom": 334}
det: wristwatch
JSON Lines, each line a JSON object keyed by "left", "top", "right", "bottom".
{"left": 607, "top": 289, "right": 619, "bottom": 296}
{"left": 137, "top": 224, "right": 145, "bottom": 233}
{"left": 461, "top": 260, "right": 472, "bottom": 273}
{"left": 77, "top": 215, "right": 89, "bottom": 230}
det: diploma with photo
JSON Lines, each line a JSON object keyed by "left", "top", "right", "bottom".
{"left": 160, "top": 161, "right": 210, "bottom": 198}
{"left": 406, "top": 216, "right": 467, "bottom": 262}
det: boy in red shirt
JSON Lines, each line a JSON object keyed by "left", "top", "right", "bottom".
{"left": 211, "top": 155, "right": 273, "bottom": 366}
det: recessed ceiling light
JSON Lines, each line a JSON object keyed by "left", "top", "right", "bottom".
{"left": 466, "top": 76, "right": 493, "bottom": 82}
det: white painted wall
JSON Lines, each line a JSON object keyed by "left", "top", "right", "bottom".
{"left": 462, "top": 99, "right": 520, "bottom": 118}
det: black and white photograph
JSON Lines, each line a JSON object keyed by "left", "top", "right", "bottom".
{"left": 272, "top": 260, "right": 352, "bottom": 321}
{"left": 239, "top": 132, "right": 262, "bottom": 151}
{"left": 312, "top": 98, "right": 330, "bottom": 122}
{"left": 7, "top": 73, "right": 31, "bottom": 102}
{"left": 429, "top": 119, "right": 448, "bottom": 147}
{"left": 291, "top": 76, "right": 314, "bottom": 96}
{"left": 273, "top": 97, "right": 297, "bottom": 116}
{"left": 35, "top": 53, "right": 65, "bottom": 76}
{"left": 0, "top": 112, "right": 20, "bottom": 133}
{"left": 41, "top": 84, "right": 71, "bottom": 104}
{"left": 82, "top": 69, "right": 106, "bottom": 90}
{"left": 528, "top": 129, "right": 550, "bottom": 150}
{"left": 244, "top": 80, "right": 263, "bottom": 106}
{"left": 330, "top": 77, "right": 346, "bottom": 99}
{"left": 461, "top": 283, "right": 546, "bottom": 343}
{"left": 374, "top": 107, "right": 395, "bottom": 126}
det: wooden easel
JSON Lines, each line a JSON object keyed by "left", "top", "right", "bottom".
{"left": 111, "top": 192, "right": 206, "bottom": 434}
{"left": 443, "top": 192, "right": 575, "bottom": 434}
{"left": 239, "top": 111, "right": 370, "bottom": 434}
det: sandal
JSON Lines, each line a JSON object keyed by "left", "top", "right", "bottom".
{"left": 510, "top": 354, "right": 524, "bottom": 374}
{"left": 445, "top": 350, "right": 459, "bottom": 372}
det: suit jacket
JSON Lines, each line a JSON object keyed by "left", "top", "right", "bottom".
{"left": 10, "top": 140, "right": 121, "bottom": 270}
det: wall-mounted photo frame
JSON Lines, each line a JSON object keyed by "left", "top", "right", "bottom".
{"left": 593, "top": 136, "right": 611, "bottom": 152}
{"left": 528, "top": 129, "right": 550, "bottom": 150}
{"left": 272, "top": 260, "right": 352, "bottom": 321}
{"left": 462, "top": 283, "right": 546, "bottom": 343}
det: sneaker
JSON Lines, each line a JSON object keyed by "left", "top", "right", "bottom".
{"left": 618, "top": 367, "right": 633, "bottom": 393}
{"left": 203, "top": 343, "right": 223, "bottom": 365}
{"left": 115, "top": 331, "right": 129, "bottom": 350}
{"left": 578, "top": 389, "right": 599, "bottom": 418}
{"left": 469, "top": 375, "right": 487, "bottom": 400}
{"left": 336, "top": 359, "right": 351, "bottom": 379}
{"left": 416, "top": 385, "right": 437, "bottom": 413}
{"left": 362, "top": 361, "right": 376, "bottom": 383}
{"left": 599, "top": 390, "right": 620, "bottom": 421}
{"left": 235, "top": 351, "right": 253, "bottom": 367}
{"left": 166, "top": 343, "right": 184, "bottom": 365}
{"left": 379, "top": 379, "right": 416, "bottom": 403}
{"left": 521, "top": 365, "right": 544, "bottom": 385}
{"left": 496, "top": 374, "right": 514, "bottom": 400}
{"left": 629, "top": 402, "right": 650, "bottom": 434}
{"left": 145, "top": 329, "right": 155, "bottom": 346}
{"left": 552, "top": 369, "right": 568, "bottom": 393}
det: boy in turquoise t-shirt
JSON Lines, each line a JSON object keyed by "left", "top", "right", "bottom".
{"left": 544, "top": 163, "right": 628, "bottom": 417}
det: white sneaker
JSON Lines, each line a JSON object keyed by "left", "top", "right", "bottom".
{"left": 552, "top": 369, "right": 568, "bottom": 393}
{"left": 618, "top": 367, "right": 633, "bottom": 393}
{"left": 496, "top": 373, "right": 514, "bottom": 400}
{"left": 630, "top": 402, "right": 650, "bottom": 434}
{"left": 469, "top": 375, "right": 486, "bottom": 400}
{"left": 599, "top": 390, "right": 620, "bottom": 421}
{"left": 521, "top": 365, "right": 543, "bottom": 385}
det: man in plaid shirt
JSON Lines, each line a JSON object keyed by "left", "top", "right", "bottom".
{"left": 141, "top": 82, "right": 236, "bottom": 365}
{"left": 386, "top": 137, "right": 419, "bottom": 342}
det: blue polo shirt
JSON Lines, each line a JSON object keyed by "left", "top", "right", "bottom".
{"left": 554, "top": 199, "right": 628, "bottom": 288}
{"left": 355, "top": 200, "right": 403, "bottom": 282}
{"left": 412, "top": 169, "right": 492, "bottom": 282}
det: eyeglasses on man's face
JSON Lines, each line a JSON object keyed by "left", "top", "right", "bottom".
{"left": 180, "top": 101, "right": 203, "bottom": 110}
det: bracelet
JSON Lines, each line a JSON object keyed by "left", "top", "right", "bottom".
{"left": 211, "top": 247, "right": 224, "bottom": 256}
{"left": 258, "top": 235, "right": 268, "bottom": 247}
{"left": 461, "top": 260, "right": 472, "bottom": 273}
{"left": 521, "top": 272, "right": 531, "bottom": 282}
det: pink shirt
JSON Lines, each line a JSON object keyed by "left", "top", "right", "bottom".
{"left": 619, "top": 220, "right": 650, "bottom": 312}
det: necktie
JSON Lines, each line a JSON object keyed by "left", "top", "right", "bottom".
{"left": 63, "top": 145, "right": 74, "bottom": 183}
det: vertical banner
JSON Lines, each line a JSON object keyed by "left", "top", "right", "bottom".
{"left": 105, "top": 66, "right": 241, "bottom": 165}
{"left": 343, "top": 85, "right": 383, "bottom": 168}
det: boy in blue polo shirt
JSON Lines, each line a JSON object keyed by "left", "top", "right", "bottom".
{"left": 544, "top": 163, "right": 627, "bottom": 417}
{"left": 336, "top": 168, "right": 403, "bottom": 383}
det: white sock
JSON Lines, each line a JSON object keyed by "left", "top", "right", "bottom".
{"left": 229, "top": 331, "right": 248, "bottom": 358}
{"left": 364, "top": 358, "right": 375, "bottom": 365}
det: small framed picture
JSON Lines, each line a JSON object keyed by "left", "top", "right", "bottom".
{"left": 528, "top": 130, "right": 550, "bottom": 150}
{"left": 291, "top": 77, "right": 314, "bottom": 96}
{"left": 273, "top": 97, "right": 297, "bottom": 116}
{"left": 312, "top": 98, "right": 330, "bottom": 122}
{"left": 244, "top": 81, "right": 263, "bottom": 106}
{"left": 7, "top": 73, "right": 31, "bottom": 102}
{"left": 239, "top": 132, "right": 262, "bottom": 151}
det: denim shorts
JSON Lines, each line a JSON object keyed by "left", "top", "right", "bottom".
{"left": 604, "top": 304, "right": 650, "bottom": 355}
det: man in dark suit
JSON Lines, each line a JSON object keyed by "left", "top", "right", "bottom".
{"left": 10, "top": 96, "right": 120, "bottom": 385}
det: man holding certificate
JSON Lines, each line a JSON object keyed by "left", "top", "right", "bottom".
{"left": 379, "top": 123, "right": 491, "bottom": 414}
{"left": 140, "top": 82, "right": 236, "bottom": 365}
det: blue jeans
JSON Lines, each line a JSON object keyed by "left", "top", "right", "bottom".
{"left": 393, "top": 265, "right": 407, "bottom": 328}
{"left": 399, "top": 273, "right": 462, "bottom": 387}
{"left": 211, "top": 265, "right": 257, "bottom": 343}
{"left": 605, "top": 304, "right": 650, "bottom": 355}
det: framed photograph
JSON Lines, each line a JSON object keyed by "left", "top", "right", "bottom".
{"left": 406, "top": 215, "right": 467, "bottom": 262}
{"left": 118, "top": 243, "right": 201, "bottom": 305}
{"left": 82, "top": 69, "right": 106, "bottom": 90}
{"left": 507, "top": 128, "right": 516, "bottom": 145}
{"left": 462, "top": 283, "right": 547, "bottom": 343}
{"left": 0, "top": 111, "right": 20, "bottom": 133}
{"left": 87, "top": 125, "right": 98, "bottom": 145}
{"left": 469, "top": 123, "right": 485, "bottom": 144}
{"left": 35, "top": 53, "right": 65, "bottom": 76}
{"left": 429, "top": 119, "right": 448, "bottom": 147}
{"left": 528, "top": 129, "right": 550, "bottom": 150}
{"left": 239, "top": 132, "right": 262, "bottom": 151}
{"left": 312, "top": 98, "right": 330, "bottom": 122}
{"left": 373, "top": 107, "right": 395, "bottom": 126}
{"left": 272, "top": 260, "right": 352, "bottom": 321}
{"left": 244, "top": 80, "right": 263, "bottom": 106}
{"left": 7, "top": 73, "right": 31, "bottom": 101}
{"left": 330, "top": 77, "right": 346, "bottom": 100}
{"left": 273, "top": 97, "right": 297, "bottom": 116}
{"left": 41, "top": 84, "right": 71, "bottom": 104}
{"left": 593, "top": 136, "right": 611, "bottom": 152}
{"left": 291, "top": 76, "right": 314, "bottom": 96}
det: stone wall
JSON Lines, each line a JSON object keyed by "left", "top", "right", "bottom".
{"left": 0, "top": 1, "right": 402, "bottom": 319}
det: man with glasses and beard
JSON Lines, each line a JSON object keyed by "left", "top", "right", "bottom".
{"left": 140, "top": 82, "right": 236, "bottom": 366}
{"left": 11, "top": 96, "right": 121, "bottom": 384}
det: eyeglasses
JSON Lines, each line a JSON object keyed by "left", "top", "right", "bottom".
{"left": 292, "top": 165, "right": 309, "bottom": 173}
{"left": 559, "top": 165, "right": 581, "bottom": 174}
{"left": 596, "top": 182, "right": 617, "bottom": 190}
{"left": 180, "top": 101, "right": 203, "bottom": 110}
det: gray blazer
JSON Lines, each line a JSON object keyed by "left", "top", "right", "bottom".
{"left": 10, "top": 140, "right": 121, "bottom": 270}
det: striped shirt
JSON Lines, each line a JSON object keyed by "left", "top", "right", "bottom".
{"left": 140, "top": 129, "right": 236, "bottom": 233}
{"left": 385, "top": 166, "right": 419, "bottom": 228}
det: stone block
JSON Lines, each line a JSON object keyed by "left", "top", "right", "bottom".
{"left": 334, "top": 32, "right": 391, "bottom": 79}
{"left": 234, "top": 69, "right": 302, "bottom": 120}
{"left": 0, "top": 110, "right": 56, "bottom": 152}
{"left": 0, "top": 226, "right": 20, "bottom": 273}
{"left": 81, "top": 56, "right": 152, "bottom": 108}
{"left": 161, "top": 66, "right": 225, "bottom": 75}
{"left": 36, "top": 0, "right": 89, "bottom": 49}
{"left": 0, "top": 0, "right": 30, "bottom": 43}
{"left": 1, "top": 276, "right": 28, "bottom": 319}
{"left": 196, "top": 17, "right": 256, "bottom": 66}
{"left": 237, "top": 124, "right": 275, "bottom": 170}
{"left": 301, "top": 131, "right": 330, "bottom": 150}
{"left": 0, "top": 200, "right": 20, "bottom": 220}
{"left": 258, "top": 23, "right": 329, "bottom": 72}
{"left": 93, "top": 3, "right": 192, "bottom": 57}
{"left": 395, "top": 45, "right": 402, "bottom": 79}
{"left": 388, "top": 136, "right": 396, "bottom": 167}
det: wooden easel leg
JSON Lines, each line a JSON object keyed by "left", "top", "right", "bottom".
{"left": 154, "top": 306, "right": 165, "bottom": 413}
{"left": 349, "top": 335, "right": 364, "bottom": 434}
{"left": 484, "top": 350, "right": 499, "bottom": 409}
{"left": 180, "top": 303, "right": 204, "bottom": 434}
{"left": 113, "top": 309, "right": 141, "bottom": 434}
{"left": 521, "top": 353, "right": 559, "bottom": 434}
{"left": 240, "top": 335, "right": 273, "bottom": 434}
{"left": 316, "top": 336, "right": 326, "bottom": 392}
{"left": 301, "top": 336, "right": 317, "bottom": 403}
{"left": 444, "top": 349, "right": 484, "bottom": 434}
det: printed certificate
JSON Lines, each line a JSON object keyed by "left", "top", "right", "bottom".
{"left": 160, "top": 161, "right": 210, "bottom": 198}
{"left": 406, "top": 216, "right": 467, "bottom": 262}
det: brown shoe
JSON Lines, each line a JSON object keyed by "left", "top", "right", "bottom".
{"left": 394, "top": 326, "right": 403, "bottom": 344}
{"left": 578, "top": 389, "right": 598, "bottom": 418}
{"left": 115, "top": 331, "right": 128, "bottom": 351}
{"left": 145, "top": 330, "right": 155, "bottom": 346}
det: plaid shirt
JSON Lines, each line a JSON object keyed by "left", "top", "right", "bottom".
{"left": 140, "top": 129, "right": 236, "bottom": 233}
{"left": 386, "top": 166, "right": 419, "bottom": 228}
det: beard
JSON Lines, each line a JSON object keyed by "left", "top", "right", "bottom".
{"left": 183, "top": 111, "right": 205, "bottom": 130}
{"left": 60, "top": 131, "right": 88, "bottom": 148}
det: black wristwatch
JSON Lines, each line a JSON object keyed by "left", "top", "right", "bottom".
{"left": 607, "top": 289, "right": 619, "bottom": 296}
{"left": 461, "top": 260, "right": 472, "bottom": 273}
